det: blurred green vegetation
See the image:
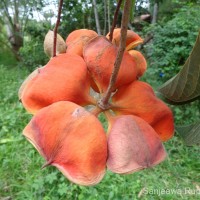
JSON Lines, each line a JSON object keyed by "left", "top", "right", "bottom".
{"left": 142, "top": 5, "right": 200, "bottom": 85}
{"left": 19, "top": 20, "right": 50, "bottom": 72}
{"left": 0, "top": 49, "right": 17, "bottom": 68}
{"left": 0, "top": 1, "right": 200, "bottom": 199}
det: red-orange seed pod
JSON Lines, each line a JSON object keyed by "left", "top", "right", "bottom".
{"left": 23, "top": 101, "right": 107, "bottom": 186}
{"left": 19, "top": 53, "right": 95, "bottom": 114}
{"left": 112, "top": 81, "right": 174, "bottom": 141}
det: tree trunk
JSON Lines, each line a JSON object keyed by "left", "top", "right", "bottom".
{"left": 92, "top": 0, "right": 101, "bottom": 34}
{"left": 1, "top": 0, "right": 23, "bottom": 60}
{"left": 151, "top": 2, "right": 158, "bottom": 24}
{"left": 6, "top": 23, "right": 23, "bottom": 61}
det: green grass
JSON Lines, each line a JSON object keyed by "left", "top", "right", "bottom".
{"left": 0, "top": 49, "right": 17, "bottom": 68}
{"left": 0, "top": 65, "right": 199, "bottom": 200}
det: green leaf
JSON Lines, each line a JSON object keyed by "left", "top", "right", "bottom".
{"left": 176, "top": 122, "right": 200, "bottom": 146}
{"left": 158, "top": 31, "right": 200, "bottom": 104}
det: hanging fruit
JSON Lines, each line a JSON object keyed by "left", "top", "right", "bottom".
{"left": 106, "top": 114, "right": 167, "bottom": 174}
{"left": 44, "top": 30, "right": 66, "bottom": 57}
{"left": 66, "top": 29, "right": 98, "bottom": 57}
{"left": 23, "top": 101, "right": 107, "bottom": 186}
{"left": 128, "top": 50, "right": 147, "bottom": 77}
{"left": 111, "top": 80, "right": 174, "bottom": 141}
{"left": 19, "top": 22, "right": 174, "bottom": 186}
{"left": 106, "top": 28, "right": 143, "bottom": 50}
{"left": 83, "top": 36, "right": 138, "bottom": 93}
{"left": 19, "top": 53, "right": 95, "bottom": 114}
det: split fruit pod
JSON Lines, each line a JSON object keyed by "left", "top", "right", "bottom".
{"left": 83, "top": 36, "right": 138, "bottom": 93}
{"left": 106, "top": 28, "right": 143, "bottom": 50}
{"left": 111, "top": 81, "right": 174, "bottom": 141}
{"left": 23, "top": 101, "right": 108, "bottom": 186}
{"left": 66, "top": 29, "right": 98, "bottom": 57}
{"left": 19, "top": 53, "right": 95, "bottom": 114}
{"left": 106, "top": 115, "right": 167, "bottom": 174}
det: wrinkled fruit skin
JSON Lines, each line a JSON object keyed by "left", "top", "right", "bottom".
{"left": 66, "top": 29, "right": 98, "bottom": 57}
{"left": 19, "top": 53, "right": 94, "bottom": 114}
{"left": 112, "top": 81, "right": 174, "bottom": 141}
{"left": 106, "top": 28, "right": 143, "bottom": 50}
{"left": 23, "top": 101, "right": 107, "bottom": 186}
{"left": 83, "top": 36, "right": 138, "bottom": 93}
{"left": 107, "top": 115, "right": 167, "bottom": 174}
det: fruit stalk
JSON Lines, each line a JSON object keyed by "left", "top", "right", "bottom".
{"left": 53, "top": 0, "right": 64, "bottom": 57}
{"left": 109, "top": 0, "right": 123, "bottom": 42}
{"left": 98, "top": 0, "right": 132, "bottom": 110}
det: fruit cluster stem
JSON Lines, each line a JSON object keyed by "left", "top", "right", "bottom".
{"left": 109, "top": 0, "right": 123, "bottom": 42}
{"left": 53, "top": 0, "right": 63, "bottom": 57}
{"left": 98, "top": 0, "right": 131, "bottom": 110}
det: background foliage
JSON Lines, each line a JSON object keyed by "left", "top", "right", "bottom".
{"left": 144, "top": 4, "right": 200, "bottom": 83}
{"left": 0, "top": 0, "right": 199, "bottom": 199}
{"left": 19, "top": 21, "right": 50, "bottom": 71}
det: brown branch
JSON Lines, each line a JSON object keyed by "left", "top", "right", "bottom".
{"left": 138, "top": 34, "right": 153, "bottom": 50}
{"left": 98, "top": 0, "right": 131, "bottom": 110}
{"left": 2, "top": 0, "right": 14, "bottom": 28}
{"left": 53, "top": 0, "right": 63, "bottom": 57}
{"left": 109, "top": 0, "right": 123, "bottom": 41}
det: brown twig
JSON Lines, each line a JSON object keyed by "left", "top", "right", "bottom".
{"left": 98, "top": 0, "right": 131, "bottom": 110}
{"left": 109, "top": 0, "right": 123, "bottom": 41}
{"left": 138, "top": 34, "right": 153, "bottom": 50}
{"left": 90, "top": 106, "right": 103, "bottom": 117}
{"left": 53, "top": 0, "right": 63, "bottom": 57}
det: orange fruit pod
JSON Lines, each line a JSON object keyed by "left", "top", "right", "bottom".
{"left": 83, "top": 36, "right": 138, "bottom": 93}
{"left": 66, "top": 29, "right": 98, "bottom": 57}
{"left": 88, "top": 74, "right": 100, "bottom": 93}
{"left": 106, "top": 28, "right": 143, "bottom": 50}
{"left": 111, "top": 81, "right": 174, "bottom": 141}
{"left": 19, "top": 53, "right": 95, "bottom": 114}
{"left": 23, "top": 101, "right": 107, "bottom": 186}
{"left": 128, "top": 50, "right": 147, "bottom": 77}
{"left": 106, "top": 114, "right": 167, "bottom": 174}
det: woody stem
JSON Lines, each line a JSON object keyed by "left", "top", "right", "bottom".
{"left": 109, "top": 0, "right": 123, "bottom": 42}
{"left": 97, "top": 0, "right": 131, "bottom": 110}
{"left": 53, "top": 0, "right": 63, "bottom": 57}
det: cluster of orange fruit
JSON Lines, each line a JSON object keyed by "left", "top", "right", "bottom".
{"left": 19, "top": 28, "right": 174, "bottom": 186}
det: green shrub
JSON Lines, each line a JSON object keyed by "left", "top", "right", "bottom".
{"left": 0, "top": 49, "right": 17, "bottom": 67}
{"left": 19, "top": 20, "right": 50, "bottom": 71}
{"left": 144, "top": 5, "right": 200, "bottom": 84}
{"left": 19, "top": 38, "right": 48, "bottom": 71}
